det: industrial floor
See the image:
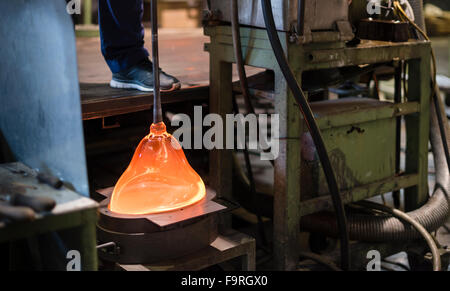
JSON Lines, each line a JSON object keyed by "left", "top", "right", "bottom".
{"left": 76, "top": 29, "right": 450, "bottom": 271}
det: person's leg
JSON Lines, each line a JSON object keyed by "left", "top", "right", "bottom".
{"left": 98, "top": 0, "right": 148, "bottom": 73}
{"left": 98, "top": 0, "right": 181, "bottom": 91}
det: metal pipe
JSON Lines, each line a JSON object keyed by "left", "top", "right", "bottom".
{"left": 393, "top": 63, "right": 402, "bottom": 209}
{"left": 408, "top": 0, "right": 426, "bottom": 35}
{"left": 151, "top": 0, "right": 162, "bottom": 123}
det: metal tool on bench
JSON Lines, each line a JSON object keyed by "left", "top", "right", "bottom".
{"left": 0, "top": 202, "right": 35, "bottom": 222}
{"left": 2, "top": 192, "right": 55, "bottom": 213}
{"left": 0, "top": 186, "right": 56, "bottom": 222}
{"left": 0, "top": 174, "right": 56, "bottom": 222}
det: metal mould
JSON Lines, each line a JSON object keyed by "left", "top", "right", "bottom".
{"left": 96, "top": 187, "right": 227, "bottom": 264}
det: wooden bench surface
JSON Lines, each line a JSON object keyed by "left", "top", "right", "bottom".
{"left": 77, "top": 28, "right": 211, "bottom": 120}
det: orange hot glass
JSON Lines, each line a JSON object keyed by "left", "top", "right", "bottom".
{"left": 109, "top": 122, "right": 206, "bottom": 215}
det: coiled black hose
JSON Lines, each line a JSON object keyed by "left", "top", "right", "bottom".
{"left": 260, "top": 0, "right": 350, "bottom": 270}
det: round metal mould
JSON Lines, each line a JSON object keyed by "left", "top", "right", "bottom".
{"left": 96, "top": 187, "right": 223, "bottom": 264}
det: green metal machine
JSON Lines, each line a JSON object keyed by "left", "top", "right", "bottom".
{"left": 203, "top": 0, "right": 443, "bottom": 270}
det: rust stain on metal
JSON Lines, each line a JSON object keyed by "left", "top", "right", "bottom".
{"left": 328, "top": 148, "right": 361, "bottom": 191}
{"left": 346, "top": 125, "right": 365, "bottom": 134}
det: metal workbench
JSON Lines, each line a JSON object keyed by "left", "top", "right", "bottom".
{"left": 0, "top": 163, "right": 98, "bottom": 270}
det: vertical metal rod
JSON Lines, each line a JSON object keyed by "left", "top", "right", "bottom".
{"left": 83, "top": 0, "right": 92, "bottom": 25}
{"left": 297, "top": 0, "right": 304, "bottom": 36}
{"left": 393, "top": 63, "right": 402, "bottom": 208}
{"left": 151, "top": 0, "right": 162, "bottom": 124}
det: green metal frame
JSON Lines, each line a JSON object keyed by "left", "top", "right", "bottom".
{"left": 75, "top": 0, "right": 100, "bottom": 38}
{"left": 205, "top": 25, "right": 431, "bottom": 270}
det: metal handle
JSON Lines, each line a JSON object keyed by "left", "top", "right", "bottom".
{"left": 151, "top": 0, "right": 162, "bottom": 124}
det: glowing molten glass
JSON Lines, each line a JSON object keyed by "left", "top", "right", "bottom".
{"left": 109, "top": 122, "right": 206, "bottom": 215}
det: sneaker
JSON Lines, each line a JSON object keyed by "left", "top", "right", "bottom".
{"left": 110, "top": 60, "right": 181, "bottom": 92}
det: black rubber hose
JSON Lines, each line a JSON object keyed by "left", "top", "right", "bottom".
{"left": 260, "top": 0, "right": 350, "bottom": 270}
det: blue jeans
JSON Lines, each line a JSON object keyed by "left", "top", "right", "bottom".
{"left": 98, "top": 0, "right": 149, "bottom": 73}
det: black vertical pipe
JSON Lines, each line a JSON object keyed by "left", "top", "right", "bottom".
{"left": 151, "top": 0, "right": 162, "bottom": 124}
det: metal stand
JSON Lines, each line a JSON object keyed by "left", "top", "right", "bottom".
{"left": 96, "top": 187, "right": 225, "bottom": 265}
{"left": 95, "top": 187, "right": 255, "bottom": 270}
{"left": 118, "top": 229, "right": 256, "bottom": 271}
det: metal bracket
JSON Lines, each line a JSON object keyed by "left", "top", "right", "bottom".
{"left": 97, "top": 241, "right": 121, "bottom": 256}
